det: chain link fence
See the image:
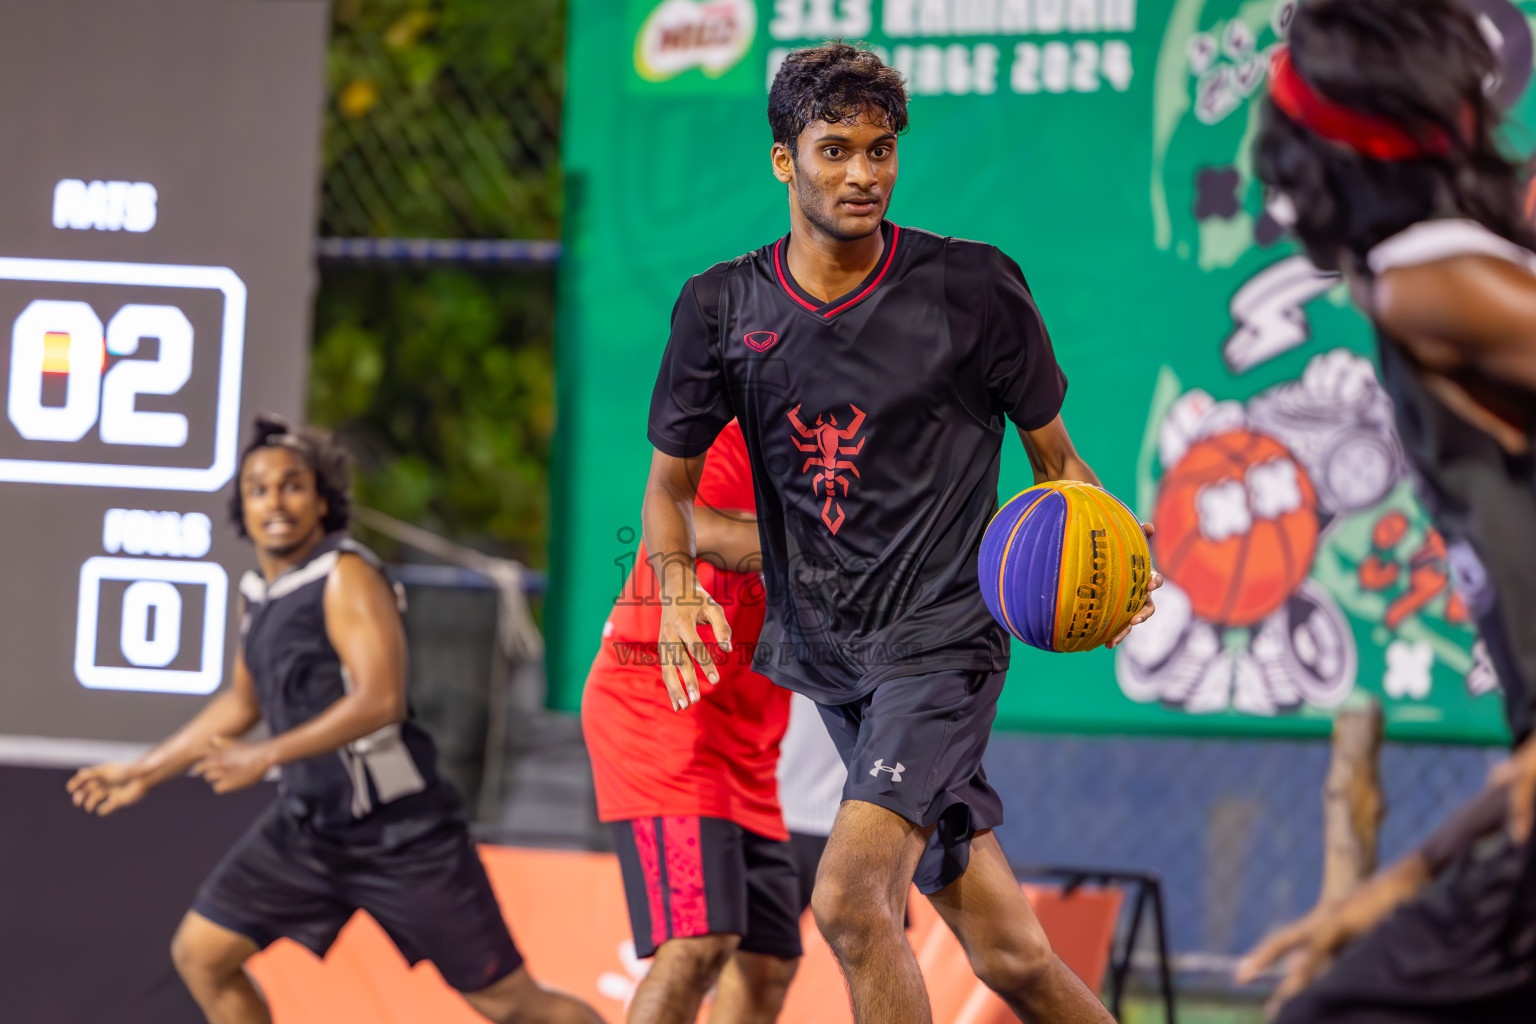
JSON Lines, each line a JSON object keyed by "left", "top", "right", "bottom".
{"left": 310, "top": 3, "right": 588, "bottom": 856}
{"left": 985, "top": 733, "right": 1500, "bottom": 989}
{"left": 310, "top": 3, "right": 565, "bottom": 564}
{"left": 320, "top": 0, "right": 564, "bottom": 241}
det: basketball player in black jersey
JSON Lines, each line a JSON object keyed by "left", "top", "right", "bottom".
{"left": 644, "top": 44, "right": 1159, "bottom": 1024}
{"left": 1227, "top": 2, "right": 1536, "bottom": 1021}
{"left": 67, "top": 417, "right": 601, "bottom": 1024}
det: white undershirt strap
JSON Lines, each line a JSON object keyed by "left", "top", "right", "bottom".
{"left": 1367, "top": 219, "right": 1536, "bottom": 275}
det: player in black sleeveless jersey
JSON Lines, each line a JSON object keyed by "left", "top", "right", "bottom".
{"left": 68, "top": 416, "right": 602, "bottom": 1024}
{"left": 645, "top": 44, "right": 1159, "bottom": 1024}
{"left": 1231, "top": 3, "right": 1536, "bottom": 1021}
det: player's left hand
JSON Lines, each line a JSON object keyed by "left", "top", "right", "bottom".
{"left": 1237, "top": 854, "right": 1428, "bottom": 1018}
{"left": 194, "top": 736, "right": 275, "bottom": 793}
{"left": 67, "top": 762, "right": 150, "bottom": 816}
{"left": 1106, "top": 522, "right": 1162, "bottom": 650}
{"left": 1489, "top": 733, "right": 1536, "bottom": 844}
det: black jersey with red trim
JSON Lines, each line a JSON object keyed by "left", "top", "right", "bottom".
{"left": 647, "top": 221, "right": 1067, "bottom": 703}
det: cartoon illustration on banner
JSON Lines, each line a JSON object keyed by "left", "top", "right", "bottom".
{"left": 1121, "top": 0, "right": 1533, "bottom": 722}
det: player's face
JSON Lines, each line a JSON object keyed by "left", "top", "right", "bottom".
{"left": 239, "top": 447, "right": 328, "bottom": 557}
{"left": 774, "top": 109, "right": 897, "bottom": 241}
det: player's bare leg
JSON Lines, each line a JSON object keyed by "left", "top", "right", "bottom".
{"left": 707, "top": 950, "right": 798, "bottom": 1024}
{"left": 811, "top": 799, "right": 934, "bottom": 1024}
{"left": 627, "top": 933, "right": 740, "bottom": 1024}
{"left": 461, "top": 965, "right": 606, "bottom": 1024}
{"left": 170, "top": 912, "right": 270, "bottom": 1024}
{"left": 929, "top": 830, "right": 1115, "bottom": 1024}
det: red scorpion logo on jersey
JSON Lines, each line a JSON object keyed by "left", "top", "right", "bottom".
{"left": 787, "top": 404, "right": 865, "bottom": 535}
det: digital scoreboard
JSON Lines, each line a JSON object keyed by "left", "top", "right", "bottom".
{"left": 0, "top": 0, "right": 330, "bottom": 751}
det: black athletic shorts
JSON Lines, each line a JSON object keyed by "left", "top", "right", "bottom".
{"left": 610, "top": 816, "right": 803, "bottom": 960}
{"left": 192, "top": 799, "right": 523, "bottom": 993}
{"left": 1276, "top": 833, "right": 1536, "bottom": 1024}
{"left": 816, "top": 668, "right": 1006, "bottom": 895}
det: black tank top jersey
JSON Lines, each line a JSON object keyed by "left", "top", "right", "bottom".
{"left": 648, "top": 222, "right": 1068, "bottom": 702}
{"left": 239, "top": 533, "right": 455, "bottom": 830}
{"left": 1367, "top": 221, "right": 1536, "bottom": 744}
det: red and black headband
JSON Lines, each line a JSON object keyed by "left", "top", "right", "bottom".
{"left": 1268, "top": 45, "right": 1456, "bottom": 160}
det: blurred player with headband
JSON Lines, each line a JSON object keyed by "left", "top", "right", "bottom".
{"left": 1237, "top": 1, "right": 1536, "bottom": 1019}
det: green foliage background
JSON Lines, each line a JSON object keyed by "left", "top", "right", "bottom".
{"left": 306, "top": 0, "right": 564, "bottom": 567}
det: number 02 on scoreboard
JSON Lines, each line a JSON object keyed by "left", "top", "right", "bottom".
{"left": 0, "top": 257, "right": 246, "bottom": 492}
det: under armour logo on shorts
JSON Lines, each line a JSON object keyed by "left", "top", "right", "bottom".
{"left": 869, "top": 758, "right": 905, "bottom": 782}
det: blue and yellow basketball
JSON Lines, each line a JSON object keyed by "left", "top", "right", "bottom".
{"left": 978, "top": 481, "right": 1152, "bottom": 652}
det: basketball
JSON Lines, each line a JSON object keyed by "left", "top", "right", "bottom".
{"left": 1152, "top": 429, "right": 1319, "bottom": 626}
{"left": 978, "top": 481, "right": 1153, "bottom": 653}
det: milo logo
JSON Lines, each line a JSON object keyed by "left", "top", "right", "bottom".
{"left": 635, "top": 0, "right": 757, "bottom": 82}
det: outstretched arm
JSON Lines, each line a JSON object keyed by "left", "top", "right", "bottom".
{"left": 1237, "top": 851, "right": 1430, "bottom": 1016}
{"left": 194, "top": 554, "right": 407, "bottom": 793}
{"left": 67, "top": 651, "right": 263, "bottom": 814}
{"left": 1238, "top": 782, "right": 1509, "bottom": 1015}
{"left": 644, "top": 448, "right": 733, "bottom": 711}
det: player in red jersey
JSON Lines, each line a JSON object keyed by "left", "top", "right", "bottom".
{"left": 581, "top": 420, "right": 800, "bottom": 1024}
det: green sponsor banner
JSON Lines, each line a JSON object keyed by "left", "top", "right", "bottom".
{"left": 554, "top": 0, "right": 1536, "bottom": 743}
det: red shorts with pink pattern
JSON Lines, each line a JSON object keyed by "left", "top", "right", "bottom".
{"left": 609, "top": 815, "right": 803, "bottom": 959}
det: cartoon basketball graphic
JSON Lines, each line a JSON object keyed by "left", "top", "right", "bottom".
{"left": 1152, "top": 429, "right": 1319, "bottom": 627}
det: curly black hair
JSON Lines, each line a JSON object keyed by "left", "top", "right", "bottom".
{"left": 228, "top": 413, "right": 352, "bottom": 538}
{"left": 1254, "top": 0, "right": 1534, "bottom": 273}
{"left": 768, "top": 42, "right": 909, "bottom": 151}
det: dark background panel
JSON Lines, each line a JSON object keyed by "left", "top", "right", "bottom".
{"left": 0, "top": 0, "right": 328, "bottom": 744}
{"left": 0, "top": 766, "right": 274, "bottom": 1024}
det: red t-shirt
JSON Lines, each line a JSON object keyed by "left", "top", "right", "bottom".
{"left": 581, "top": 420, "right": 790, "bottom": 839}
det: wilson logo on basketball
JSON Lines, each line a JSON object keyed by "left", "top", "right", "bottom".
{"left": 743, "top": 330, "right": 777, "bottom": 352}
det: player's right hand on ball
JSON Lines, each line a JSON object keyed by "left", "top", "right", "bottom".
{"left": 66, "top": 762, "right": 150, "bottom": 816}
{"left": 1107, "top": 522, "right": 1162, "bottom": 650}
{"left": 656, "top": 570, "right": 732, "bottom": 712}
